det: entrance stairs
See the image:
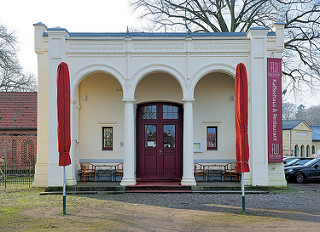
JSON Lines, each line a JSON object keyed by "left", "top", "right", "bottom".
{"left": 125, "top": 181, "right": 192, "bottom": 193}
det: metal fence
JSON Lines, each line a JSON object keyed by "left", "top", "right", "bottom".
{"left": 0, "top": 159, "right": 35, "bottom": 188}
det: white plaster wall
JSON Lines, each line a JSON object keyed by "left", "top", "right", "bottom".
{"left": 282, "top": 130, "right": 291, "bottom": 156}
{"left": 193, "top": 73, "right": 235, "bottom": 161}
{"left": 76, "top": 73, "right": 124, "bottom": 163}
{"left": 135, "top": 73, "right": 183, "bottom": 103}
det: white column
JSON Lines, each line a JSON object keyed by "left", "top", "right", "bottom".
{"left": 120, "top": 100, "right": 137, "bottom": 186}
{"left": 181, "top": 99, "right": 196, "bottom": 186}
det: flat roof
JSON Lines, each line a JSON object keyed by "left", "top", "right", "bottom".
{"left": 43, "top": 31, "right": 276, "bottom": 38}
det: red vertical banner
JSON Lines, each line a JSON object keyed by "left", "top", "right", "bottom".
{"left": 267, "top": 58, "right": 283, "bottom": 162}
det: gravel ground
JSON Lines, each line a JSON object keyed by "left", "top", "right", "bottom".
{"left": 85, "top": 183, "right": 320, "bottom": 223}
{"left": 2, "top": 182, "right": 320, "bottom": 231}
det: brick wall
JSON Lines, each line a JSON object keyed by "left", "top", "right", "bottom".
{"left": 0, "top": 129, "right": 37, "bottom": 165}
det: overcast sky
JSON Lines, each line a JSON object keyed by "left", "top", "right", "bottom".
{"left": 1, "top": 0, "right": 140, "bottom": 74}
{"left": 1, "top": 0, "right": 318, "bottom": 106}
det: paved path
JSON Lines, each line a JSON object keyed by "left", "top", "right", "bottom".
{"left": 88, "top": 183, "right": 320, "bottom": 224}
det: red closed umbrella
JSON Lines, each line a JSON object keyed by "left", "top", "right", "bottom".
{"left": 235, "top": 63, "right": 250, "bottom": 211}
{"left": 57, "top": 62, "right": 71, "bottom": 166}
{"left": 57, "top": 62, "right": 71, "bottom": 214}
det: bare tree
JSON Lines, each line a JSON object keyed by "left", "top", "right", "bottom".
{"left": 295, "top": 103, "right": 306, "bottom": 120}
{"left": 305, "top": 105, "right": 320, "bottom": 126}
{"left": 131, "top": 0, "right": 320, "bottom": 92}
{"left": 0, "top": 24, "right": 36, "bottom": 92}
{"left": 296, "top": 104, "right": 320, "bottom": 126}
{"left": 282, "top": 102, "right": 297, "bottom": 120}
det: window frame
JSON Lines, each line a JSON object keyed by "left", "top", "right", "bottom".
{"left": 207, "top": 126, "right": 218, "bottom": 150}
{"left": 102, "top": 127, "right": 113, "bottom": 151}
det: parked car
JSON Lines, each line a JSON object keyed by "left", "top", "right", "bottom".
{"left": 284, "top": 157, "right": 314, "bottom": 167}
{"left": 285, "top": 158, "right": 320, "bottom": 183}
{"left": 283, "top": 156, "right": 297, "bottom": 164}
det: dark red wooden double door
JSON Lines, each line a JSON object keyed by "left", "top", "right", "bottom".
{"left": 136, "top": 103, "right": 183, "bottom": 180}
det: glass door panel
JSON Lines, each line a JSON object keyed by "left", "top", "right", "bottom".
{"left": 163, "top": 125, "right": 175, "bottom": 148}
{"left": 145, "top": 124, "right": 157, "bottom": 147}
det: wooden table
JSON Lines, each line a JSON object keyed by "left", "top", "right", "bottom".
{"left": 204, "top": 164, "right": 225, "bottom": 182}
{"left": 94, "top": 164, "right": 117, "bottom": 181}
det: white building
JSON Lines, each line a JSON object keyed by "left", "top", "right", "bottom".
{"left": 33, "top": 22, "right": 286, "bottom": 187}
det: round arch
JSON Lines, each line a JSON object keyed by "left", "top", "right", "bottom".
{"left": 190, "top": 63, "right": 237, "bottom": 98}
{"left": 129, "top": 64, "right": 186, "bottom": 100}
{"left": 306, "top": 145, "right": 310, "bottom": 157}
{"left": 300, "top": 145, "right": 305, "bottom": 157}
{"left": 70, "top": 64, "right": 126, "bottom": 99}
{"left": 294, "top": 145, "right": 299, "bottom": 157}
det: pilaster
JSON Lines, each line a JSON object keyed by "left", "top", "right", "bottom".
{"left": 272, "top": 23, "right": 285, "bottom": 56}
{"left": 247, "top": 27, "right": 269, "bottom": 186}
{"left": 33, "top": 22, "right": 47, "bottom": 54}
{"left": 32, "top": 22, "right": 48, "bottom": 187}
{"left": 47, "top": 27, "right": 70, "bottom": 186}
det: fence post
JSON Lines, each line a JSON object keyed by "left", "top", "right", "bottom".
{"left": 4, "top": 160, "right": 7, "bottom": 189}
{"left": 29, "top": 160, "right": 31, "bottom": 188}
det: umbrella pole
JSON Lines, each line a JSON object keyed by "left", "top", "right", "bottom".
{"left": 241, "top": 172, "right": 245, "bottom": 212}
{"left": 63, "top": 166, "right": 66, "bottom": 215}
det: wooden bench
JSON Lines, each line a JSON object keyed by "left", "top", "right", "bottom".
{"left": 224, "top": 162, "right": 239, "bottom": 182}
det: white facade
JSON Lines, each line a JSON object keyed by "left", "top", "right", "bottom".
{"left": 33, "top": 22, "right": 286, "bottom": 187}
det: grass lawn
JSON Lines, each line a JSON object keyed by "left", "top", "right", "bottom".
{"left": 0, "top": 185, "right": 318, "bottom": 231}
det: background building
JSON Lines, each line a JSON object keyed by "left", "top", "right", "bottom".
{"left": 282, "top": 120, "right": 319, "bottom": 157}
{"left": 0, "top": 92, "right": 37, "bottom": 166}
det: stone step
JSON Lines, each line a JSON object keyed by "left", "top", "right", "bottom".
{"left": 44, "top": 186, "right": 125, "bottom": 192}
{"left": 193, "top": 190, "right": 269, "bottom": 194}
{"left": 125, "top": 189, "right": 193, "bottom": 193}
{"left": 125, "top": 186, "right": 192, "bottom": 191}
{"left": 40, "top": 191, "right": 125, "bottom": 195}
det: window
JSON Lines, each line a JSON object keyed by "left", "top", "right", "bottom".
{"left": 294, "top": 145, "right": 299, "bottom": 157}
{"left": 102, "top": 127, "right": 113, "bottom": 150}
{"left": 312, "top": 145, "right": 315, "bottom": 155}
{"left": 163, "top": 105, "right": 178, "bottom": 119}
{"left": 301, "top": 145, "right": 304, "bottom": 157}
{"left": 207, "top": 127, "right": 217, "bottom": 150}
{"left": 142, "top": 105, "right": 157, "bottom": 119}
{"left": 306, "top": 145, "right": 310, "bottom": 157}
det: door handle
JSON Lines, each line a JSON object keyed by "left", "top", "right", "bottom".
{"left": 159, "top": 149, "right": 163, "bottom": 154}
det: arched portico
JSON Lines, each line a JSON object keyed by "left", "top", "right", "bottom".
{"left": 69, "top": 70, "right": 125, "bottom": 184}
{"left": 120, "top": 70, "right": 196, "bottom": 186}
{"left": 34, "top": 23, "right": 286, "bottom": 187}
{"left": 193, "top": 71, "right": 236, "bottom": 172}
{"left": 128, "top": 64, "right": 187, "bottom": 100}
{"left": 71, "top": 64, "right": 126, "bottom": 100}
{"left": 190, "top": 63, "right": 236, "bottom": 99}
